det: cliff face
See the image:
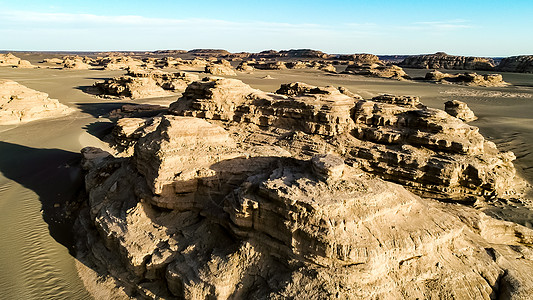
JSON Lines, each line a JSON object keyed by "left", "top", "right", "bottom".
{"left": 399, "top": 52, "right": 495, "bottom": 70}
{"left": 496, "top": 55, "right": 533, "bottom": 73}
{"left": 77, "top": 78, "right": 533, "bottom": 299}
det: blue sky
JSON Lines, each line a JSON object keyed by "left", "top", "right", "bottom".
{"left": 0, "top": 0, "right": 531, "bottom": 56}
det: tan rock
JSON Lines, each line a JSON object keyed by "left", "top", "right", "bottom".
{"left": 425, "top": 70, "right": 509, "bottom": 87}
{"left": 205, "top": 64, "right": 237, "bottom": 76}
{"left": 497, "top": 55, "right": 533, "bottom": 73}
{"left": 0, "top": 53, "right": 21, "bottom": 66}
{"left": 445, "top": 100, "right": 478, "bottom": 122}
{"left": 344, "top": 62, "right": 409, "bottom": 80}
{"left": 0, "top": 79, "right": 73, "bottom": 124}
{"left": 400, "top": 52, "right": 495, "bottom": 70}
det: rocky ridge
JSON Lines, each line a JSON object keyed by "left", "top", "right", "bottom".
{"left": 400, "top": 52, "right": 496, "bottom": 71}
{"left": 424, "top": 70, "right": 509, "bottom": 87}
{"left": 93, "top": 69, "right": 199, "bottom": 99}
{"left": 76, "top": 77, "right": 533, "bottom": 298}
{"left": 0, "top": 79, "right": 73, "bottom": 124}
{"left": 496, "top": 55, "right": 533, "bottom": 73}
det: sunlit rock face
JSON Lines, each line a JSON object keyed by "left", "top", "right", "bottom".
{"left": 0, "top": 79, "right": 73, "bottom": 124}
{"left": 77, "top": 78, "right": 533, "bottom": 299}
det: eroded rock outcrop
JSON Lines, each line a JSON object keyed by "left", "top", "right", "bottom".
{"left": 445, "top": 100, "right": 477, "bottom": 122}
{"left": 424, "top": 70, "right": 509, "bottom": 87}
{"left": 78, "top": 112, "right": 533, "bottom": 298}
{"left": 205, "top": 64, "right": 237, "bottom": 76}
{"left": 400, "top": 52, "right": 496, "bottom": 70}
{"left": 344, "top": 63, "right": 409, "bottom": 80}
{"left": 0, "top": 79, "right": 73, "bottom": 124}
{"left": 0, "top": 53, "right": 21, "bottom": 66}
{"left": 496, "top": 55, "right": 533, "bottom": 73}
{"left": 93, "top": 70, "right": 198, "bottom": 99}
{"left": 76, "top": 77, "right": 533, "bottom": 299}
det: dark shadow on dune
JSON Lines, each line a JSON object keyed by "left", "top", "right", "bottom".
{"left": 83, "top": 121, "right": 115, "bottom": 140}
{"left": 0, "top": 141, "right": 84, "bottom": 254}
{"left": 75, "top": 102, "right": 134, "bottom": 118}
{"left": 75, "top": 85, "right": 101, "bottom": 96}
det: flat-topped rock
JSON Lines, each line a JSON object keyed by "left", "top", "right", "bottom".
{"left": 0, "top": 79, "right": 73, "bottom": 124}
{"left": 424, "top": 70, "right": 509, "bottom": 87}
{"left": 496, "top": 55, "right": 533, "bottom": 73}
{"left": 344, "top": 62, "right": 409, "bottom": 80}
{"left": 399, "top": 52, "right": 495, "bottom": 70}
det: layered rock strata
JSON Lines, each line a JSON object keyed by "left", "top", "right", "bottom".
{"left": 93, "top": 70, "right": 199, "bottom": 99}
{"left": 343, "top": 63, "right": 409, "bottom": 80}
{"left": 399, "top": 52, "right": 495, "bottom": 70}
{"left": 424, "top": 70, "right": 509, "bottom": 87}
{"left": 165, "top": 78, "right": 524, "bottom": 202}
{"left": 445, "top": 100, "right": 478, "bottom": 122}
{"left": 79, "top": 109, "right": 533, "bottom": 299}
{"left": 0, "top": 79, "right": 73, "bottom": 124}
{"left": 496, "top": 55, "right": 533, "bottom": 73}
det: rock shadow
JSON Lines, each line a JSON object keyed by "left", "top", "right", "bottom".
{"left": 75, "top": 102, "right": 134, "bottom": 118}
{"left": 0, "top": 141, "right": 84, "bottom": 254}
{"left": 83, "top": 121, "right": 115, "bottom": 140}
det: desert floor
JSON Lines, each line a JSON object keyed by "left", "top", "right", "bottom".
{"left": 0, "top": 62, "right": 532, "bottom": 298}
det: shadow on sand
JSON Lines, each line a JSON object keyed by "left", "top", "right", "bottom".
{"left": 0, "top": 141, "right": 83, "bottom": 254}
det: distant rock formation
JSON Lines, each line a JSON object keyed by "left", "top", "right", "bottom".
{"left": 0, "top": 53, "right": 22, "bottom": 66}
{"left": 205, "top": 64, "right": 237, "bottom": 76}
{"left": 445, "top": 100, "right": 477, "bottom": 122}
{"left": 77, "top": 78, "right": 533, "bottom": 299}
{"left": 496, "top": 55, "right": 533, "bottom": 73}
{"left": 344, "top": 62, "right": 409, "bottom": 80}
{"left": 93, "top": 70, "right": 198, "bottom": 99}
{"left": 336, "top": 53, "right": 380, "bottom": 63}
{"left": 400, "top": 52, "right": 495, "bottom": 70}
{"left": 236, "top": 61, "right": 254, "bottom": 72}
{"left": 97, "top": 56, "right": 144, "bottom": 70}
{"left": 13, "top": 60, "right": 37, "bottom": 69}
{"left": 424, "top": 70, "right": 509, "bottom": 86}
{"left": 0, "top": 79, "right": 72, "bottom": 124}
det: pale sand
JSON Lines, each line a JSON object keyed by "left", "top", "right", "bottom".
{"left": 0, "top": 63, "right": 532, "bottom": 298}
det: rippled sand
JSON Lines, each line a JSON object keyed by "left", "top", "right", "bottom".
{"left": 0, "top": 63, "right": 532, "bottom": 298}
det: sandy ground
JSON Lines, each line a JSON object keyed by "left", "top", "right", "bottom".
{"left": 0, "top": 61, "right": 532, "bottom": 298}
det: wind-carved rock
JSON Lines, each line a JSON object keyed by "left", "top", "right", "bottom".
{"left": 0, "top": 79, "right": 73, "bottom": 124}
{"left": 445, "top": 100, "right": 477, "bottom": 122}
{"left": 424, "top": 70, "right": 509, "bottom": 87}
{"left": 93, "top": 69, "right": 199, "bottom": 99}
{"left": 496, "top": 55, "right": 533, "bottom": 73}
{"left": 343, "top": 62, "right": 409, "bottom": 80}
{"left": 205, "top": 64, "right": 237, "bottom": 76}
{"left": 77, "top": 78, "right": 533, "bottom": 299}
{"left": 170, "top": 78, "right": 358, "bottom": 136}
{"left": 399, "top": 52, "right": 496, "bottom": 70}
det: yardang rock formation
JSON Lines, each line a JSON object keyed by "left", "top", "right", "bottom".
{"left": 76, "top": 76, "right": 533, "bottom": 299}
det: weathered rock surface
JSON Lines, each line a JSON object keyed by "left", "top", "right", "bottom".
{"left": 424, "top": 70, "right": 509, "bottom": 87}
{"left": 205, "top": 64, "right": 237, "bottom": 76}
{"left": 0, "top": 79, "right": 73, "bottom": 124}
{"left": 93, "top": 70, "right": 198, "bottom": 99}
{"left": 78, "top": 113, "right": 533, "bottom": 298}
{"left": 76, "top": 78, "right": 533, "bottom": 299}
{"left": 400, "top": 52, "right": 496, "bottom": 70}
{"left": 0, "top": 53, "right": 21, "bottom": 66}
{"left": 170, "top": 78, "right": 358, "bottom": 136}
{"left": 496, "top": 55, "right": 533, "bottom": 73}
{"left": 236, "top": 61, "right": 254, "bottom": 72}
{"left": 445, "top": 100, "right": 478, "bottom": 122}
{"left": 344, "top": 63, "right": 409, "bottom": 80}
{"left": 14, "top": 60, "right": 37, "bottom": 69}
